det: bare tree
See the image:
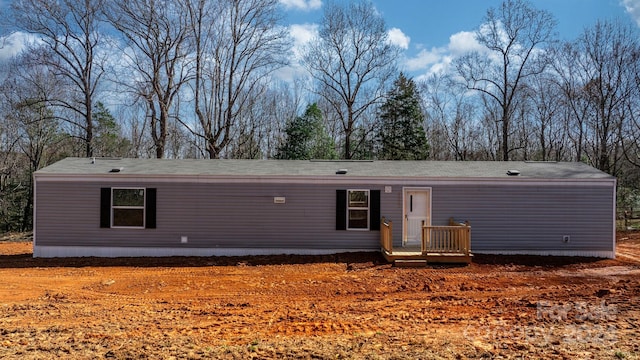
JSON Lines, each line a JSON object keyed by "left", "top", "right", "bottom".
{"left": 510, "top": 97, "right": 536, "bottom": 160}
{"left": 0, "top": 52, "right": 68, "bottom": 230}
{"left": 0, "top": 61, "right": 24, "bottom": 231}
{"left": 455, "top": 0, "right": 556, "bottom": 161}
{"left": 524, "top": 72, "right": 568, "bottom": 161}
{"left": 10, "top": 0, "right": 106, "bottom": 157}
{"left": 232, "top": 80, "right": 304, "bottom": 159}
{"left": 104, "top": 0, "right": 191, "bottom": 159}
{"left": 583, "top": 21, "right": 639, "bottom": 175}
{"left": 255, "top": 81, "right": 303, "bottom": 158}
{"left": 477, "top": 96, "right": 502, "bottom": 160}
{"left": 421, "top": 74, "right": 481, "bottom": 160}
{"left": 185, "top": 0, "right": 289, "bottom": 159}
{"left": 303, "top": 0, "right": 399, "bottom": 159}
{"left": 113, "top": 103, "right": 152, "bottom": 158}
{"left": 553, "top": 20, "right": 639, "bottom": 175}
{"left": 551, "top": 42, "right": 590, "bottom": 163}
{"left": 625, "top": 68, "right": 640, "bottom": 168}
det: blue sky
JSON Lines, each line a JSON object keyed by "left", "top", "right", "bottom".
{"left": 280, "top": 0, "right": 640, "bottom": 79}
{"left": 0, "top": 0, "right": 638, "bottom": 80}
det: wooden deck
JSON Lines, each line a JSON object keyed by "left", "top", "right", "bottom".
{"left": 380, "top": 218, "right": 472, "bottom": 267}
{"left": 381, "top": 246, "right": 472, "bottom": 266}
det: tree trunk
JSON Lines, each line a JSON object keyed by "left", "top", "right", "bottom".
{"left": 502, "top": 110, "right": 509, "bottom": 161}
{"left": 540, "top": 122, "right": 547, "bottom": 161}
{"left": 85, "top": 89, "right": 93, "bottom": 157}
{"left": 344, "top": 128, "right": 352, "bottom": 159}
{"left": 21, "top": 174, "right": 33, "bottom": 232}
{"left": 344, "top": 104, "right": 356, "bottom": 159}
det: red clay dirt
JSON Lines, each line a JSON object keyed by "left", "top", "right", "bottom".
{"left": 0, "top": 232, "right": 639, "bottom": 359}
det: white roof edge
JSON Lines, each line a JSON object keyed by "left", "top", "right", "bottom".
{"left": 34, "top": 158, "right": 615, "bottom": 180}
{"left": 33, "top": 173, "right": 617, "bottom": 185}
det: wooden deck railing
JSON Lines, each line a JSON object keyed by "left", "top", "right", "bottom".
{"left": 421, "top": 221, "right": 470, "bottom": 255}
{"left": 380, "top": 217, "right": 393, "bottom": 253}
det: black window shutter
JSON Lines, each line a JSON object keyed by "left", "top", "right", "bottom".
{"left": 336, "top": 190, "right": 347, "bottom": 230}
{"left": 145, "top": 188, "right": 157, "bottom": 229}
{"left": 370, "top": 190, "right": 381, "bottom": 231}
{"left": 100, "top": 188, "right": 111, "bottom": 228}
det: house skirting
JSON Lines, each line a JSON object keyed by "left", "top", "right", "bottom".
{"left": 32, "top": 246, "right": 375, "bottom": 258}
{"left": 473, "top": 249, "right": 615, "bottom": 259}
{"left": 33, "top": 245, "right": 615, "bottom": 259}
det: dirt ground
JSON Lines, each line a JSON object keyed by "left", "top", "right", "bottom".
{"left": 0, "top": 233, "right": 639, "bottom": 359}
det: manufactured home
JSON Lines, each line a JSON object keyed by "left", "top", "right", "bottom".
{"left": 33, "top": 158, "right": 616, "bottom": 260}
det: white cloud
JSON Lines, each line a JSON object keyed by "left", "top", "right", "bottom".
{"left": 273, "top": 23, "right": 318, "bottom": 82}
{"left": 622, "top": 0, "right": 640, "bottom": 26}
{"left": 0, "top": 32, "right": 42, "bottom": 61}
{"left": 403, "top": 27, "right": 495, "bottom": 78}
{"left": 404, "top": 30, "right": 482, "bottom": 74}
{"left": 289, "top": 23, "right": 318, "bottom": 45}
{"left": 405, "top": 48, "right": 445, "bottom": 72}
{"left": 387, "top": 27, "right": 410, "bottom": 49}
{"left": 279, "top": 0, "right": 321, "bottom": 11}
{"left": 288, "top": 23, "right": 318, "bottom": 59}
{"left": 448, "top": 31, "right": 484, "bottom": 56}
{"left": 272, "top": 62, "right": 309, "bottom": 83}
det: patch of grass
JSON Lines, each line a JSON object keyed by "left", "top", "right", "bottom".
{"left": 615, "top": 351, "right": 628, "bottom": 359}
{"left": 617, "top": 219, "right": 640, "bottom": 231}
{"left": 0, "top": 232, "right": 32, "bottom": 242}
{"left": 247, "top": 339, "right": 259, "bottom": 352}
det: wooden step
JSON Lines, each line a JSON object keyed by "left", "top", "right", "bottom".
{"left": 425, "top": 253, "right": 473, "bottom": 264}
{"left": 393, "top": 259, "right": 427, "bottom": 267}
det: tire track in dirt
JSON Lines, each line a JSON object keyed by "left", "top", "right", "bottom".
{"left": 617, "top": 233, "right": 640, "bottom": 264}
{"left": 0, "top": 235, "right": 639, "bottom": 358}
{"left": 616, "top": 246, "right": 640, "bottom": 264}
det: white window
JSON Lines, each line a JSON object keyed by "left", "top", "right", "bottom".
{"left": 347, "top": 189, "right": 369, "bottom": 230}
{"left": 112, "top": 188, "right": 145, "bottom": 228}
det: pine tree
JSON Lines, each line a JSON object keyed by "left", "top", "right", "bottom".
{"left": 275, "top": 103, "right": 337, "bottom": 160}
{"left": 93, "top": 102, "right": 130, "bottom": 157}
{"left": 377, "top": 73, "right": 429, "bottom": 160}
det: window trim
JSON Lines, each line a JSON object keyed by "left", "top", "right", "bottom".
{"left": 111, "top": 187, "right": 146, "bottom": 229}
{"left": 347, "top": 189, "right": 370, "bottom": 231}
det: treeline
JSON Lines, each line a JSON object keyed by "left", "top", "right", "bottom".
{"left": 0, "top": 0, "right": 639, "bottom": 232}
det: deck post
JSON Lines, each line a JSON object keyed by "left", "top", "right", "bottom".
{"left": 421, "top": 222, "right": 471, "bottom": 259}
{"left": 380, "top": 217, "right": 393, "bottom": 255}
{"left": 421, "top": 220, "right": 425, "bottom": 254}
{"left": 385, "top": 219, "right": 471, "bottom": 265}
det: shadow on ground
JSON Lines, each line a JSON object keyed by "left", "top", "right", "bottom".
{"left": 0, "top": 245, "right": 614, "bottom": 269}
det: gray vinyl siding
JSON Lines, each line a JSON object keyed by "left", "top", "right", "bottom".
{"left": 377, "top": 182, "right": 614, "bottom": 252}
{"left": 430, "top": 183, "right": 614, "bottom": 252}
{"left": 34, "top": 179, "right": 614, "bottom": 254}
{"left": 35, "top": 181, "right": 397, "bottom": 250}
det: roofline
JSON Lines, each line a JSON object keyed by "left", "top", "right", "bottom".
{"left": 33, "top": 173, "right": 617, "bottom": 186}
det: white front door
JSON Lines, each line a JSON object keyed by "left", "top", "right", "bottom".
{"left": 404, "top": 189, "right": 431, "bottom": 246}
